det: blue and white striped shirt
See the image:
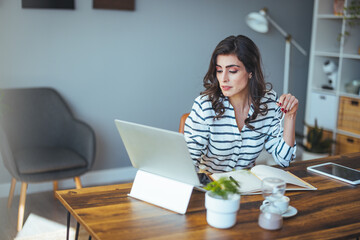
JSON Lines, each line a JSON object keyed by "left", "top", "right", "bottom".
{"left": 184, "top": 90, "right": 296, "bottom": 173}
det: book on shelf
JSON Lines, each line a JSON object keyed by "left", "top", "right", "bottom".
{"left": 209, "top": 165, "right": 317, "bottom": 195}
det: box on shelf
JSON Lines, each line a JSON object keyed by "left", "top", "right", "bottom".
{"left": 337, "top": 96, "right": 360, "bottom": 134}
{"left": 335, "top": 134, "right": 360, "bottom": 155}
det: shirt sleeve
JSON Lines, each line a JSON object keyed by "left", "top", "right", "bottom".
{"left": 183, "top": 98, "right": 210, "bottom": 170}
{"left": 263, "top": 108, "right": 296, "bottom": 167}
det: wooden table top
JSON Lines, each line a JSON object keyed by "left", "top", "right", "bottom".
{"left": 56, "top": 152, "right": 360, "bottom": 240}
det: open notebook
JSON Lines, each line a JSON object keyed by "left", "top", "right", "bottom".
{"left": 210, "top": 165, "right": 317, "bottom": 195}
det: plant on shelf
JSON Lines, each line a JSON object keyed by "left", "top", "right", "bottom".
{"left": 296, "top": 119, "right": 335, "bottom": 154}
{"left": 337, "top": 0, "right": 360, "bottom": 42}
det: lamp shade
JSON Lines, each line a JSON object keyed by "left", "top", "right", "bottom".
{"left": 246, "top": 10, "right": 269, "bottom": 33}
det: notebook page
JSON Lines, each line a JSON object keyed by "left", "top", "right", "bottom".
{"left": 251, "top": 165, "right": 310, "bottom": 188}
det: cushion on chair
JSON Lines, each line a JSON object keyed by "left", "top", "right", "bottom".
{"left": 14, "top": 147, "right": 87, "bottom": 174}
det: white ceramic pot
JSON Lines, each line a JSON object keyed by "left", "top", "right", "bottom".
{"left": 205, "top": 192, "right": 241, "bottom": 229}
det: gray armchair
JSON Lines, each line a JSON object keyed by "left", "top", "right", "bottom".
{"left": 0, "top": 87, "right": 96, "bottom": 231}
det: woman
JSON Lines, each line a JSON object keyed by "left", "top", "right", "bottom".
{"left": 184, "top": 35, "right": 298, "bottom": 173}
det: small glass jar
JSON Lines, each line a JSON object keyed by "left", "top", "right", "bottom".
{"left": 258, "top": 200, "right": 283, "bottom": 230}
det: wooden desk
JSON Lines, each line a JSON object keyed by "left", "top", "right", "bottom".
{"left": 56, "top": 152, "right": 360, "bottom": 240}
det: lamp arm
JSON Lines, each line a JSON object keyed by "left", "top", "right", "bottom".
{"left": 289, "top": 37, "right": 307, "bottom": 56}
{"left": 266, "top": 15, "right": 288, "bottom": 38}
{"left": 266, "top": 15, "right": 307, "bottom": 56}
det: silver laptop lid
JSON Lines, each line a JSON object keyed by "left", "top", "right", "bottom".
{"left": 114, "top": 119, "right": 201, "bottom": 186}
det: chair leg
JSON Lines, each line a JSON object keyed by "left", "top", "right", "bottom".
{"left": 74, "top": 177, "right": 82, "bottom": 189}
{"left": 17, "top": 182, "right": 28, "bottom": 232}
{"left": 7, "top": 178, "right": 16, "bottom": 208}
{"left": 53, "top": 181, "right": 58, "bottom": 199}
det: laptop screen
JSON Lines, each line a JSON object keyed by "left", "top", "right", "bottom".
{"left": 114, "top": 119, "right": 201, "bottom": 186}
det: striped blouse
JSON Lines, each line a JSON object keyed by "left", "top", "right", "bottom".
{"left": 184, "top": 90, "right": 296, "bottom": 173}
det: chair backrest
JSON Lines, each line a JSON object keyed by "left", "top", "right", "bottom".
{"left": 178, "top": 113, "right": 190, "bottom": 134}
{"left": 0, "top": 88, "right": 74, "bottom": 150}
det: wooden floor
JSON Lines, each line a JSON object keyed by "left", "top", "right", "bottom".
{"left": 0, "top": 190, "right": 87, "bottom": 240}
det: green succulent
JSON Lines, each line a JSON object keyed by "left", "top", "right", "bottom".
{"left": 204, "top": 177, "right": 240, "bottom": 200}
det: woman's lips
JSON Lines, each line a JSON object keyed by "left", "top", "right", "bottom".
{"left": 221, "top": 86, "right": 231, "bottom": 91}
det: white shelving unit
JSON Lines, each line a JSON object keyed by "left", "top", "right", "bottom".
{"left": 305, "top": 0, "right": 360, "bottom": 154}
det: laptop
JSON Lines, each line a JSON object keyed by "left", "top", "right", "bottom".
{"left": 114, "top": 119, "right": 209, "bottom": 188}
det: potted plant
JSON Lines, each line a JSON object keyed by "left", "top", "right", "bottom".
{"left": 337, "top": 0, "right": 360, "bottom": 47}
{"left": 204, "top": 177, "right": 241, "bottom": 229}
{"left": 296, "top": 119, "right": 335, "bottom": 160}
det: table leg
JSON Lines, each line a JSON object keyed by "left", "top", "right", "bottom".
{"left": 75, "top": 222, "right": 80, "bottom": 240}
{"left": 66, "top": 211, "right": 70, "bottom": 240}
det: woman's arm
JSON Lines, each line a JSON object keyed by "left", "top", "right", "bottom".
{"left": 263, "top": 93, "right": 298, "bottom": 167}
{"left": 277, "top": 93, "right": 299, "bottom": 147}
{"left": 183, "top": 98, "right": 210, "bottom": 170}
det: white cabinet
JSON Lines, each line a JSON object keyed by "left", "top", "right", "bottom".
{"left": 305, "top": 0, "right": 360, "bottom": 154}
{"left": 307, "top": 92, "right": 337, "bottom": 130}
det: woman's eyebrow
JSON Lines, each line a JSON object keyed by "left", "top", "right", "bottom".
{"left": 215, "top": 64, "right": 240, "bottom": 68}
{"left": 225, "top": 64, "right": 240, "bottom": 68}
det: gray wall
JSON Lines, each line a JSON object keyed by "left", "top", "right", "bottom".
{"left": 0, "top": 0, "right": 314, "bottom": 184}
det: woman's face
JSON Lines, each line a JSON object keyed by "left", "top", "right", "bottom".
{"left": 216, "top": 54, "right": 251, "bottom": 100}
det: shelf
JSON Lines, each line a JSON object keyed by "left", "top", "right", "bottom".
{"left": 311, "top": 56, "right": 340, "bottom": 90}
{"left": 339, "top": 92, "right": 360, "bottom": 99}
{"left": 318, "top": 14, "right": 359, "bottom": 19}
{"left": 336, "top": 129, "right": 360, "bottom": 139}
{"left": 340, "top": 58, "right": 360, "bottom": 92}
{"left": 306, "top": 0, "right": 360, "bottom": 155}
{"left": 342, "top": 54, "right": 360, "bottom": 59}
{"left": 343, "top": 18, "right": 360, "bottom": 55}
{"left": 315, "top": 51, "right": 341, "bottom": 57}
{"left": 311, "top": 87, "right": 337, "bottom": 95}
{"left": 317, "top": 14, "right": 344, "bottom": 19}
{"left": 315, "top": 19, "right": 343, "bottom": 53}
{"left": 317, "top": 0, "right": 341, "bottom": 15}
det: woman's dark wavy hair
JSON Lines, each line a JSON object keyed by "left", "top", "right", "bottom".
{"left": 201, "top": 35, "right": 272, "bottom": 127}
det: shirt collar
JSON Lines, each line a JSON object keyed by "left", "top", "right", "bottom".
{"left": 223, "top": 96, "right": 254, "bottom": 117}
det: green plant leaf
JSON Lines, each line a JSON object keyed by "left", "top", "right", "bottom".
{"left": 204, "top": 177, "right": 240, "bottom": 200}
{"left": 297, "top": 119, "right": 335, "bottom": 153}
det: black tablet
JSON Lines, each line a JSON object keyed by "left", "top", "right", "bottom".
{"left": 307, "top": 162, "right": 360, "bottom": 185}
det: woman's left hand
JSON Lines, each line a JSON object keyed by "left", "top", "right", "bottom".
{"left": 277, "top": 93, "right": 298, "bottom": 117}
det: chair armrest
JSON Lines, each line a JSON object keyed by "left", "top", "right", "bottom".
{"left": 62, "top": 119, "right": 96, "bottom": 170}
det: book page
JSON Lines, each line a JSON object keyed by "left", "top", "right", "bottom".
{"left": 251, "top": 165, "right": 316, "bottom": 189}
{"left": 210, "top": 170, "right": 262, "bottom": 194}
